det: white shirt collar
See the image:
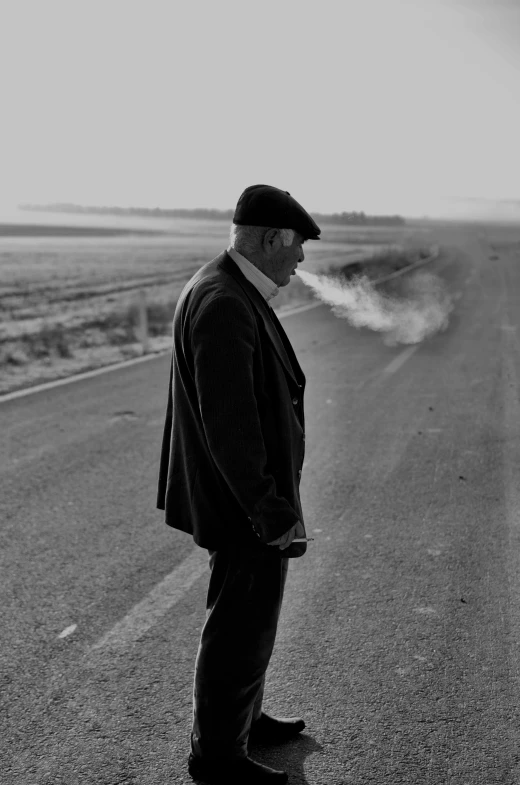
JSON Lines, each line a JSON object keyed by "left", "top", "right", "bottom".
{"left": 227, "top": 247, "right": 279, "bottom": 302}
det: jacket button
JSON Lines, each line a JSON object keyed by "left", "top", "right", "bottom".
{"left": 292, "top": 397, "right": 298, "bottom": 405}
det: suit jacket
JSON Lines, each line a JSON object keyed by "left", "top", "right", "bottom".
{"left": 156, "top": 250, "right": 307, "bottom": 557}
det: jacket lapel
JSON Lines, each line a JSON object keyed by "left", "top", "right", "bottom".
{"left": 219, "top": 253, "right": 303, "bottom": 386}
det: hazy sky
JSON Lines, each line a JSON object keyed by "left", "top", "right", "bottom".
{"left": 1, "top": 0, "right": 519, "bottom": 218}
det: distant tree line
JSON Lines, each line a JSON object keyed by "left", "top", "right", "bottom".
{"left": 20, "top": 203, "right": 405, "bottom": 226}
{"left": 310, "top": 211, "right": 405, "bottom": 226}
{"left": 19, "top": 203, "right": 235, "bottom": 220}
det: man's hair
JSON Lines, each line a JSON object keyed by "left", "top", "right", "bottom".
{"left": 229, "top": 224, "right": 295, "bottom": 255}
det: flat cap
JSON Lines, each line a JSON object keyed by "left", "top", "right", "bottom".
{"left": 233, "top": 184, "right": 321, "bottom": 240}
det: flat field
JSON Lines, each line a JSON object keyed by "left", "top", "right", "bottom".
{"left": 0, "top": 215, "right": 435, "bottom": 394}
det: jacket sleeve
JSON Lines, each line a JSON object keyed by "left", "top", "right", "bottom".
{"left": 191, "top": 291, "right": 299, "bottom": 543}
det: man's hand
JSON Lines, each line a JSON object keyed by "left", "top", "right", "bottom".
{"left": 267, "top": 520, "right": 305, "bottom": 550}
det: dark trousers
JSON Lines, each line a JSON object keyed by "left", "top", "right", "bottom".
{"left": 191, "top": 545, "right": 289, "bottom": 761}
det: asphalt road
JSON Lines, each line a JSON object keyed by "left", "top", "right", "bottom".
{"left": 1, "top": 225, "right": 520, "bottom": 784}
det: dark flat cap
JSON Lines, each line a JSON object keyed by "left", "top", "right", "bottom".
{"left": 233, "top": 184, "right": 321, "bottom": 240}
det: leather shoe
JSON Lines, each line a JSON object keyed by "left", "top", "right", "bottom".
{"left": 249, "top": 712, "right": 306, "bottom": 745}
{"left": 188, "top": 752, "right": 288, "bottom": 784}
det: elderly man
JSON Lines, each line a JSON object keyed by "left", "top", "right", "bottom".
{"left": 157, "top": 184, "right": 321, "bottom": 784}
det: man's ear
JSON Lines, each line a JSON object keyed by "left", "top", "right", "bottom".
{"left": 263, "top": 228, "right": 280, "bottom": 252}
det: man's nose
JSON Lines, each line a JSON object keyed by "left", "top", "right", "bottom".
{"left": 300, "top": 249, "right": 305, "bottom": 263}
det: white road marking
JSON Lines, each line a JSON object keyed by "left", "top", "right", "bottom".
{"left": 0, "top": 248, "right": 437, "bottom": 406}
{"left": 0, "top": 301, "right": 319, "bottom": 405}
{"left": 382, "top": 344, "right": 419, "bottom": 376}
{"left": 356, "top": 344, "right": 420, "bottom": 391}
{"left": 90, "top": 547, "right": 209, "bottom": 653}
{"left": 372, "top": 246, "right": 439, "bottom": 285}
{"left": 58, "top": 624, "right": 77, "bottom": 639}
{"left": 0, "top": 351, "right": 167, "bottom": 404}
{"left": 0, "top": 283, "right": 419, "bottom": 406}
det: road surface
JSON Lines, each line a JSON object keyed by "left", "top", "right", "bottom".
{"left": 1, "top": 224, "right": 519, "bottom": 784}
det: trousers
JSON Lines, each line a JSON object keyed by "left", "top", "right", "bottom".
{"left": 191, "top": 544, "right": 289, "bottom": 760}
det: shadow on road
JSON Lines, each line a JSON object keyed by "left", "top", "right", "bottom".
{"left": 252, "top": 733, "right": 324, "bottom": 784}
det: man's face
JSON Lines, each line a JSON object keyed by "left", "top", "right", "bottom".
{"left": 272, "top": 232, "right": 306, "bottom": 287}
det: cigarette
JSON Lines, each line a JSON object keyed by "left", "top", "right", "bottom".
{"left": 293, "top": 537, "right": 314, "bottom": 542}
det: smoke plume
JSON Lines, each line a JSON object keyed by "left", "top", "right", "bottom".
{"left": 296, "top": 268, "right": 454, "bottom": 346}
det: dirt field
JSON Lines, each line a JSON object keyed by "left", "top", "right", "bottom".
{"left": 0, "top": 215, "right": 436, "bottom": 394}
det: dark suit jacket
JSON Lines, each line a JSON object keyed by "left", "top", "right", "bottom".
{"left": 157, "top": 251, "right": 307, "bottom": 557}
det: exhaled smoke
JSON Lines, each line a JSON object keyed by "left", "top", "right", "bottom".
{"left": 296, "top": 268, "right": 455, "bottom": 346}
